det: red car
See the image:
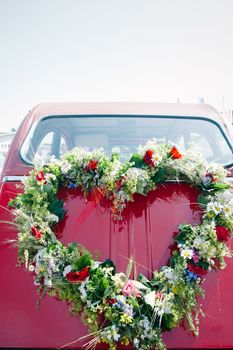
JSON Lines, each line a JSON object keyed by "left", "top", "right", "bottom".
{"left": 0, "top": 102, "right": 232, "bottom": 349}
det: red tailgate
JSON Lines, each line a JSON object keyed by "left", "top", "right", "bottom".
{"left": 0, "top": 180, "right": 232, "bottom": 348}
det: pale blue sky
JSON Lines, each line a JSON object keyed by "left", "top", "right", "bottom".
{"left": 0, "top": 0, "right": 233, "bottom": 131}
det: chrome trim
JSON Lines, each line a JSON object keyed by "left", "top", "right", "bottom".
{"left": 2, "top": 176, "right": 24, "bottom": 183}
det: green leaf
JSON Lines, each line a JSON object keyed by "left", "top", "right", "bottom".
{"left": 48, "top": 198, "right": 65, "bottom": 221}
{"left": 152, "top": 168, "right": 165, "bottom": 183}
{"left": 175, "top": 225, "right": 193, "bottom": 244}
{"left": 130, "top": 153, "right": 144, "bottom": 168}
{"left": 197, "top": 194, "right": 208, "bottom": 207}
{"left": 74, "top": 253, "right": 92, "bottom": 271}
{"left": 111, "top": 153, "right": 119, "bottom": 162}
{"left": 138, "top": 274, "right": 152, "bottom": 289}
{"left": 162, "top": 314, "right": 173, "bottom": 331}
{"left": 68, "top": 242, "right": 78, "bottom": 253}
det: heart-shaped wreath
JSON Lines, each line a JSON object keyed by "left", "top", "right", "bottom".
{"left": 10, "top": 140, "right": 233, "bottom": 350}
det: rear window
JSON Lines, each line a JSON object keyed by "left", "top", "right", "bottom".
{"left": 20, "top": 116, "right": 233, "bottom": 166}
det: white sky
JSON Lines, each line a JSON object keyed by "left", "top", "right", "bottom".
{"left": 0, "top": 0, "right": 233, "bottom": 131}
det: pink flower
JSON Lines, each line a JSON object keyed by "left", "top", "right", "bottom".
{"left": 122, "top": 280, "right": 142, "bottom": 298}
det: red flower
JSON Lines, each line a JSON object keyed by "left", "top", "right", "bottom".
{"left": 187, "top": 263, "right": 208, "bottom": 276}
{"left": 107, "top": 298, "right": 117, "bottom": 305}
{"left": 143, "top": 149, "right": 155, "bottom": 167}
{"left": 36, "top": 171, "right": 46, "bottom": 183}
{"left": 89, "top": 159, "right": 98, "bottom": 170}
{"left": 115, "top": 180, "right": 123, "bottom": 191}
{"left": 215, "top": 226, "right": 229, "bottom": 242}
{"left": 170, "top": 146, "right": 182, "bottom": 159}
{"left": 66, "top": 267, "right": 90, "bottom": 283}
{"left": 169, "top": 241, "right": 179, "bottom": 253}
{"left": 205, "top": 173, "right": 217, "bottom": 183}
{"left": 212, "top": 258, "right": 221, "bottom": 269}
{"left": 31, "top": 226, "right": 42, "bottom": 240}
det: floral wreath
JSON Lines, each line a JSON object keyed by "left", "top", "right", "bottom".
{"left": 10, "top": 140, "right": 233, "bottom": 350}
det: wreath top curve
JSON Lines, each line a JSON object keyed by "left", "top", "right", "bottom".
{"left": 11, "top": 139, "right": 233, "bottom": 350}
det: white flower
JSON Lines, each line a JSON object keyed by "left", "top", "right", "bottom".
{"left": 223, "top": 205, "right": 232, "bottom": 216}
{"left": 24, "top": 249, "right": 29, "bottom": 269}
{"left": 193, "top": 236, "right": 205, "bottom": 249}
{"left": 151, "top": 153, "right": 162, "bottom": 166}
{"left": 92, "top": 261, "right": 101, "bottom": 269}
{"left": 206, "top": 201, "right": 223, "bottom": 215}
{"left": 180, "top": 248, "right": 194, "bottom": 260}
{"left": 63, "top": 265, "right": 72, "bottom": 277}
{"left": 78, "top": 280, "right": 88, "bottom": 300}
{"left": 111, "top": 272, "right": 126, "bottom": 288}
{"left": 44, "top": 173, "right": 57, "bottom": 182}
{"left": 46, "top": 213, "right": 59, "bottom": 223}
{"left": 60, "top": 160, "right": 72, "bottom": 174}
{"left": 102, "top": 266, "right": 114, "bottom": 275}
{"left": 44, "top": 278, "right": 52, "bottom": 288}
{"left": 144, "top": 291, "right": 156, "bottom": 308}
{"left": 111, "top": 325, "right": 121, "bottom": 341}
{"left": 162, "top": 267, "right": 175, "bottom": 282}
{"left": 131, "top": 280, "right": 148, "bottom": 290}
{"left": 28, "top": 264, "right": 35, "bottom": 272}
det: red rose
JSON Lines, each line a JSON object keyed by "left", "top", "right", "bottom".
{"left": 66, "top": 267, "right": 90, "bottom": 283}
{"left": 187, "top": 263, "right": 208, "bottom": 276}
{"left": 143, "top": 149, "right": 154, "bottom": 167}
{"left": 170, "top": 146, "right": 182, "bottom": 159}
{"left": 31, "top": 226, "right": 42, "bottom": 240}
{"left": 215, "top": 226, "right": 229, "bottom": 242}
{"left": 89, "top": 159, "right": 98, "bottom": 170}
{"left": 36, "top": 171, "right": 46, "bottom": 183}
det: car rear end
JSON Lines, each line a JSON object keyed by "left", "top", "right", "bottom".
{"left": 0, "top": 103, "right": 232, "bottom": 349}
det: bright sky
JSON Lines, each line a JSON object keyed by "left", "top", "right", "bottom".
{"left": 0, "top": 0, "right": 233, "bottom": 131}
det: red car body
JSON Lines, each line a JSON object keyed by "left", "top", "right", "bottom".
{"left": 0, "top": 103, "right": 232, "bottom": 349}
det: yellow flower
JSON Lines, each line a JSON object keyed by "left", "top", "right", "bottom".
{"left": 173, "top": 287, "right": 178, "bottom": 294}
{"left": 39, "top": 266, "right": 45, "bottom": 273}
{"left": 121, "top": 336, "right": 130, "bottom": 346}
{"left": 120, "top": 313, "right": 133, "bottom": 324}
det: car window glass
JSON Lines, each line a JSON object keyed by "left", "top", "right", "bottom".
{"left": 21, "top": 116, "right": 233, "bottom": 166}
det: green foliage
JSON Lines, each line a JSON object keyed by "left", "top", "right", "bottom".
{"left": 152, "top": 168, "right": 165, "bottom": 183}
{"left": 73, "top": 253, "right": 92, "bottom": 271}
{"left": 129, "top": 153, "right": 144, "bottom": 168}
{"left": 48, "top": 198, "right": 65, "bottom": 221}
